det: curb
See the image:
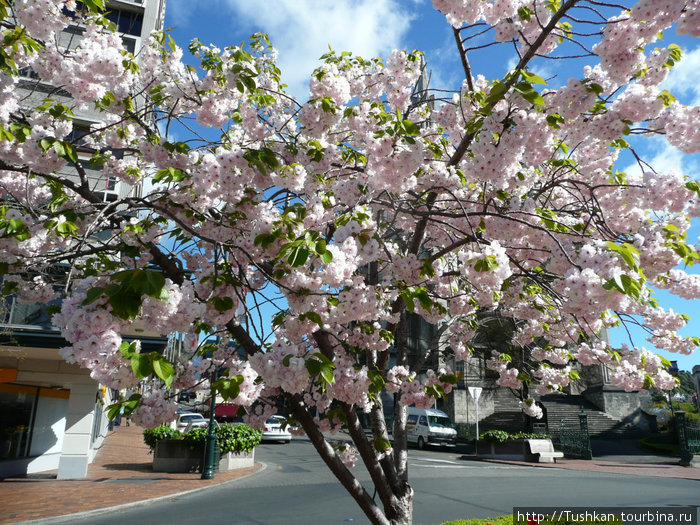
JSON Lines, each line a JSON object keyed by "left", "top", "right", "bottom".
{"left": 10, "top": 463, "right": 267, "bottom": 525}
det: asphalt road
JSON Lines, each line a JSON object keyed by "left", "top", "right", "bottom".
{"left": 76, "top": 438, "right": 699, "bottom": 525}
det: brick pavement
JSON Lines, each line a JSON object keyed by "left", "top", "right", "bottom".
{"left": 0, "top": 424, "right": 262, "bottom": 525}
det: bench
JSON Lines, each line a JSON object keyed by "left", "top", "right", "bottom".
{"left": 526, "top": 439, "right": 564, "bottom": 463}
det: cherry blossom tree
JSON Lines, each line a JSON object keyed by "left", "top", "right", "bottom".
{"left": 1, "top": 0, "right": 699, "bottom": 523}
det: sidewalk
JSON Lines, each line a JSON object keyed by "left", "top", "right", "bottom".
{"left": 0, "top": 424, "right": 262, "bottom": 525}
{"left": 470, "top": 455, "right": 700, "bottom": 479}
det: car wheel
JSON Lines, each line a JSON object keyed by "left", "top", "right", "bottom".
{"left": 417, "top": 437, "right": 425, "bottom": 450}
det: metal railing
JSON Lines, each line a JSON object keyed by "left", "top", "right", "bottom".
{"left": 675, "top": 411, "right": 700, "bottom": 466}
{"left": 550, "top": 411, "right": 592, "bottom": 460}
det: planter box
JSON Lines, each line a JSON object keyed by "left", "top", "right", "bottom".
{"left": 152, "top": 439, "right": 255, "bottom": 472}
{"left": 219, "top": 449, "right": 254, "bottom": 470}
{"left": 475, "top": 439, "right": 528, "bottom": 460}
{"left": 153, "top": 439, "right": 201, "bottom": 473}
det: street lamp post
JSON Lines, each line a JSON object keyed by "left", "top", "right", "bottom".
{"left": 201, "top": 366, "right": 218, "bottom": 480}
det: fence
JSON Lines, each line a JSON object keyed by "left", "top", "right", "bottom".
{"left": 675, "top": 411, "right": 700, "bottom": 466}
{"left": 550, "top": 411, "right": 592, "bottom": 460}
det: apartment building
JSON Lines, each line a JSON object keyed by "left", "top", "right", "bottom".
{"left": 0, "top": 0, "right": 166, "bottom": 479}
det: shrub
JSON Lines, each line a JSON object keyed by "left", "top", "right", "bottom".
{"left": 480, "top": 430, "right": 510, "bottom": 443}
{"left": 216, "top": 424, "right": 262, "bottom": 454}
{"left": 511, "top": 432, "right": 551, "bottom": 440}
{"left": 181, "top": 424, "right": 262, "bottom": 454}
{"left": 143, "top": 425, "right": 182, "bottom": 451}
{"left": 479, "top": 430, "right": 550, "bottom": 443}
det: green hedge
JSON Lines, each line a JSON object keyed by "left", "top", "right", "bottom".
{"left": 143, "top": 424, "right": 262, "bottom": 454}
{"left": 480, "top": 430, "right": 551, "bottom": 443}
{"left": 184, "top": 425, "right": 262, "bottom": 454}
{"left": 143, "top": 425, "right": 182, "bottom": 450}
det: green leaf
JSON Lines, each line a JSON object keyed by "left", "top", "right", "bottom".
{"left": 521, "top": 70, "right": 546, "bottom": 85}
{"left": 546, "top": 113, "right": 565, "bottom": 129}
{"left": 305, "top": 359, "right": 321, "bottom": 376}
{"left": 373, "top": 437, "right": 392, "bottom": 452}
{"left": 414, "top": 287, "right": 433, "bottom": 312}
{"left": 131, "top": 353, "right": 152, "bottom": 379}
{"left": 1, "top": 280, "right": 19, "bottom": 295}
{"left": 303, "top": 311, "right": 323, "bottom": 328}
{"left": 402, "top": 119, "right": 420, "bottom": 136}
{"left": 399, "top": 289, "right": 415, "bottom": 313}
{"left": 657, "top": 90, "right": 676, "bottom": 107}
{"left": 214, "top": 376, "right": 244, "bottom": 400}
{"left": 82, "top": 0, "right": 106, "bottom": 12}
{"left": 153, "top": 167, "right": 188, "bottom": 183}
{"left": 108, "top": 290, "right": 142, "bottom": 319}
{"left": 287, "top": 246, "right": 309, "bottom": 267}
{"left": 319, "top": 363, "right": 335, "bottom": 385}
{"left": 82, "top": 287, "right": 105, "bottom": 305}
{"left": 152, "top": 357, "right": 174, "bottom": 388}
{"left": 473, "top": 255, "right": 498, "bottom": 272}
{"left": 119, "top": 341, "right": 136, "bottom": 359}
{"left": 439, "top": 373, "right": 458, "bottom": 385}
{"left": 486, "top": 82, "right": 508, "bottom": 105}
{"left": 605, "top": 241, "right": 641, "bottom": 270}
{"left": 113, "top": 269, "right": 169, "bottom": 300}
{"left": 38, "top": 137, "right": 55, "bottom": 152}
{"left": 209, "top": 296, "right": 234, "bottom": 312}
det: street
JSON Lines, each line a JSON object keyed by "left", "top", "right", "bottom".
{"left": 76, "top": 438, "right": 700, "bottom": 525}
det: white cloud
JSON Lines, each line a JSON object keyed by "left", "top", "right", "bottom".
{"left": 661, "top": 45, "right": 700, "bottom": 106}
{"left": 624, "top": 135, "right": 700, "bottom": 179}
{"left": 220, "top": 0, "right": 416, "bottom": 99}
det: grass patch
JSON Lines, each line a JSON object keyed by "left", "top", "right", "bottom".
{"left": 639, "top": 433, "right": 679, "bottom": 456}
{"left": 442, "top": 516, "right": 512, "bottom": 525}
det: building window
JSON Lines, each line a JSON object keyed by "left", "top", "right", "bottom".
{"left": 63, "top": 3, "right": 144, "bottom": 36}
{"left": 105, "top": 8, "right": 143, "bottom": 36}
{"left": 0, "top": 384, "right": 70, "bottom": 461}
{"left": 122, "top": 37, "right": 136, "bottom": 54}
{"left": 0, "top": 384, "right": 35, "bottom": 460}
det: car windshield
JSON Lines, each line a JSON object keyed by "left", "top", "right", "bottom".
{"left": 182, "top": 414, "right": 203, "bottom": 422}
{"left": 265, "top": 417, "right": 282, "bottom": 425}
{"left": 427, "top": 416, "right": 454, "bottom": 429}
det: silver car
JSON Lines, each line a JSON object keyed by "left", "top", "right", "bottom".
{"left": 262, "top": 415, "right": 292, "bottom": 443}
{"left": 174, "top": 412, "right": 206, "bottom": 432}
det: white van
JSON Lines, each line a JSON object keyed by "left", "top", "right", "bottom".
{"left": 406, "top": 407, "right": 457, "bottom": 449}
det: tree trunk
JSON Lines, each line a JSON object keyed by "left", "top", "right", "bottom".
{"left": 386, "top": 482, "right": 414, "bottom": 525}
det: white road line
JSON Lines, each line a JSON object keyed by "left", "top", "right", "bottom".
{"left": 409, "top": 461, "right": 518, "bottom": 469}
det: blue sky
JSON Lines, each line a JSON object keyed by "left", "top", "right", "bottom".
{"left": 163, "top": 0, "right": 699, "bottom": 372}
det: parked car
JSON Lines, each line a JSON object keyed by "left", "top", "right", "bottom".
{"left": 173, "top": 412, "right": 206, "bottom": 432}
{"left": 183, "top": 419, "right": 219, "bottom": 433}
{"left": 406, "top": 407, "right": 457, "bottom": 449}
{"left": 262, "top": 415, "right": 292, "bottom": 443}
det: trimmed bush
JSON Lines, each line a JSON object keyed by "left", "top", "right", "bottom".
{"left": 216, "top": 424, "right": 262, "bottom": 454}
{"left": 144, "top": 423, "right": 261, "bottom": 454}
{"left": 480, "top": 430, "right": 550, "bottom": 443}
{"left": 143, "top": 425, "right": 182, "bottom": 451}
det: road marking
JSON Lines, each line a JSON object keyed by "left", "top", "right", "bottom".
{"left": 416, "top": 458, "right": 461, "bottom": 464}
{"left": 409, "top": 460, "right": 518, "bottom": 469}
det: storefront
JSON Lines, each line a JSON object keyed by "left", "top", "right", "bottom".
{"left": 0, "top": 378, "right": 71, "bottom": 475}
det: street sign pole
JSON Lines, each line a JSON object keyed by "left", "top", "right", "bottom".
{"left": 468, "top": 387, "right": 483, "bottom": 441}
